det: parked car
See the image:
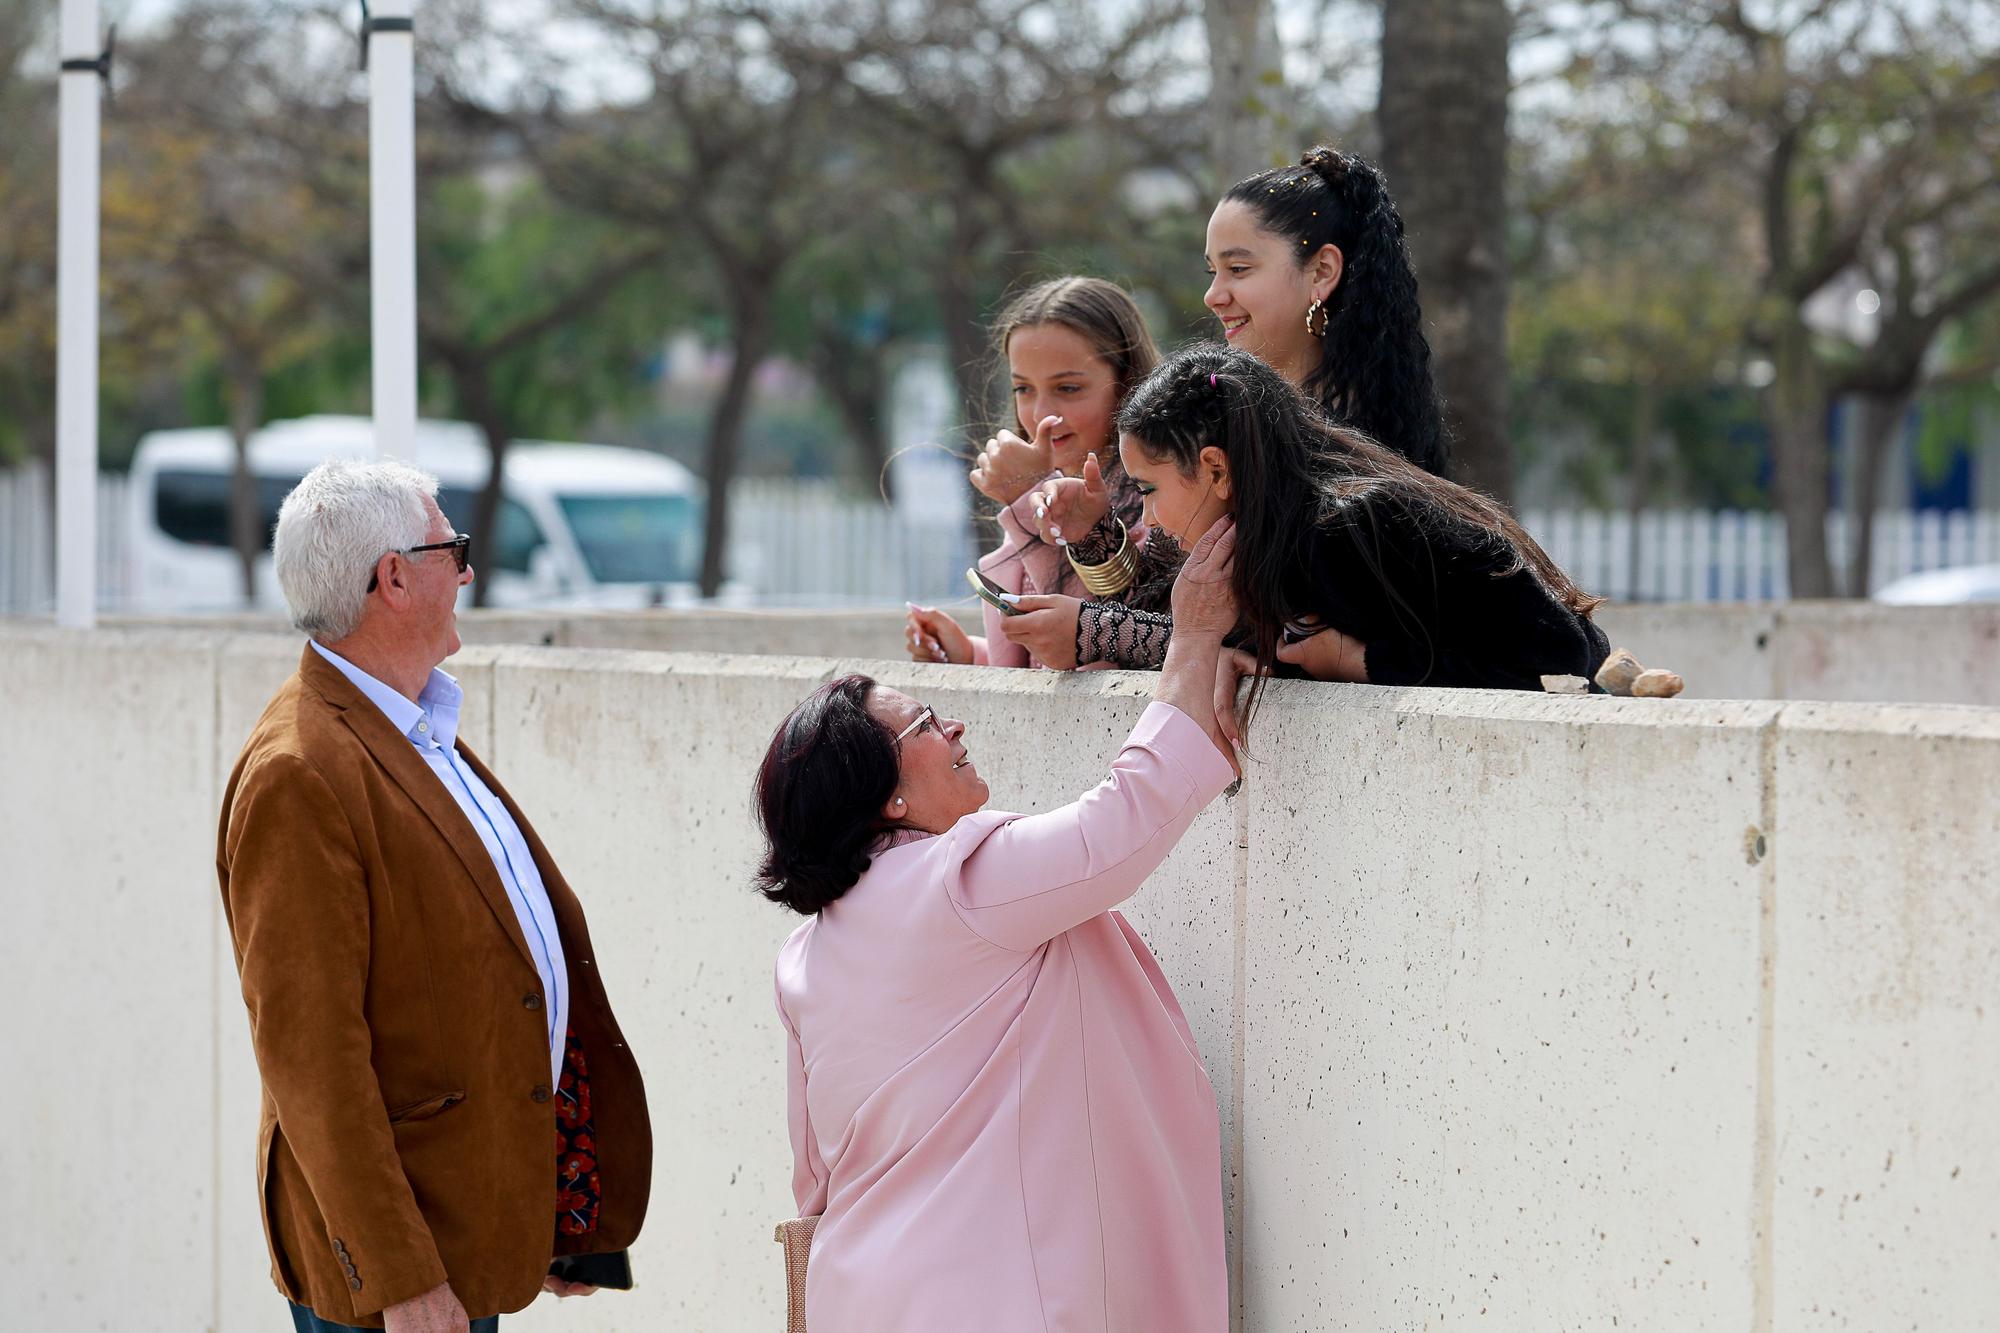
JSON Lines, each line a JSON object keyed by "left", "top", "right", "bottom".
{"left": 126, "top": 415, "right": 709, "bottom": 613}
{"left": 1872, "top": 564, "right": 2000, "bottom": 605}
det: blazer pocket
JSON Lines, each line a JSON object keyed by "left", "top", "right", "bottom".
{"left": 387, "top": 1090, "right": 467, "bottom": 1124}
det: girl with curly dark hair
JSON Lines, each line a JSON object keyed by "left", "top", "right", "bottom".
{"left": 1206, "top": 145, "right": 1446, "bottom": 473}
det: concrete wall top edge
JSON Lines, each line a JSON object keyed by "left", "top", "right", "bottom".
{"left": 9, "top": 625, "right": 1998, "bottom": 740}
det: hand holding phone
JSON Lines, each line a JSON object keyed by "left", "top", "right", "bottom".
{"left": 966, "top": 567, "right": 1024, "bottom": 616}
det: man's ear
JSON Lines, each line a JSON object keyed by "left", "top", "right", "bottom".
{"left": 1201, "top": 445, "right": 1233, "bottom": 504}
{"left": 372, "top": 551, "right": 409, "bottom": 608}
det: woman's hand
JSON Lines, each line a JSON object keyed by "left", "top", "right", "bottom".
{"left": 1170, "top": 517, "right": 1237, "bottom": 641}
{"left": 1032, "top": 451, "right": 1114, "bottom": 547}
{"left": 905, "top": 603, "right": 975, "bottom": 665}
{"left": 1213, "top": 647, "right": 1266, "bottom": 749}
{"left": 997, "top": 594, "right": 1083, "bottom": 670}
{"left": 1276, "top": 626, "right": 1369, "bottom": 682}
{"left": 970, "top": 416, "right": 1059, "bottom": 506}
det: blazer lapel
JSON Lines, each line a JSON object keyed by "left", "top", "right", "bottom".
{"left": 299, "top": 646, "right": 538, "bottom": 972}
{"left": 453, "top": 742, "right": 586, "bottom": 943}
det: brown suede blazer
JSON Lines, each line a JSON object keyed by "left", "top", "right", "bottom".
{"left": 217, "top": 645, "right": 651, "bottom": 1326}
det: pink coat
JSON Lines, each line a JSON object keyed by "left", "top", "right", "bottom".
{"left": 774, "top": 703, "right": 1235, "bottom": 1332}
{"left": 970, "top": 489, "right": 1147, "bottom": 670}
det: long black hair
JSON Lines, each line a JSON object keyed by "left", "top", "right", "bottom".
{"left": 753, "top": 674, "right": 904, "bottom": 915}
{"left": 1222, "top": 146, "right": 1448, "bottom": 476}
{"left": 1118, "top": 345, "right": 1598, "bottom": 717}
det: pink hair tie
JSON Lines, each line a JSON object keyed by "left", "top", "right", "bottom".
{"left": 1208, "top": 373, "right": 1217, "bottom": 387}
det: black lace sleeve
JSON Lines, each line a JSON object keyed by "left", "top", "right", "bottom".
{"left": 1075, "top": 600, "right": 1175, "bottom": 670}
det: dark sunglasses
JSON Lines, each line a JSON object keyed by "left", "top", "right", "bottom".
{"left": 368, "top": 534, "right": 471, "bottom": 592}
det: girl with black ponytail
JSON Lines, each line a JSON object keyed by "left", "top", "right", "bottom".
{"left": 1208, "top": 145, "right": 1446, "bottom": 475}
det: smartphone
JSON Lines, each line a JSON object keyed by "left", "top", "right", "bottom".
{"left": 966, "top": 567, "right": 1024, "bottom": 616}
{"left": 547, "top": 1248, "right": 634, "bottom": 1290}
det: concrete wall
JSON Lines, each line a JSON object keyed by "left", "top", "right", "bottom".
{"left": 2, "top": 627, "right": 1996, "bottom": 1331}
{"left": 1592, "top": 602, "right": 2000, "bottom": 705}
{"left": 96, "top": 599, "right": 2000, "bottom": 704}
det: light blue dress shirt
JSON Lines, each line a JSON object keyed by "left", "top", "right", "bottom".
{"left": 310, "top": 640, "right": 568, "bottom": 1086}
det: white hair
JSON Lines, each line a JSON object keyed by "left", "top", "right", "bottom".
{"left": 273, "top": 459, "right": 439, "bottom": 640}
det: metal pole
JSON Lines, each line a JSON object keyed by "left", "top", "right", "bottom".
{"left": 368, "top": 0, "right": 417, "bottom": 459}
{"left": 55, "top": 0, "right": 100, "bottom": 628}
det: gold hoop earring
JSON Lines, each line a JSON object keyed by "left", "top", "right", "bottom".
{"left": 1305, "top": 297, "right": 1329, "bottom": 339}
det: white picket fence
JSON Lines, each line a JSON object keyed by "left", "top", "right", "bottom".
{"left": 1520, "top": 508, "right": 2000, "bottom": 602}
{"left": 3, "top": 462, "right": 1997, "bottom": 615}
{"left": 0, "top": 463, "right": 131, "bottom": 616}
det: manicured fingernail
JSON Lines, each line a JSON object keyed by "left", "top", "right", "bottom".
{"left": 1050, "top": 525, "right": 1063, "bottom": 539}
{"left": 935, "top": 649, "right": 946, "bottom": 661}
{"left": 998, "top": 593, "right": 1021, "bottom": 603}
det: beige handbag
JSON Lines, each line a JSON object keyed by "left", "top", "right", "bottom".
{"left": 773, "top": 1216, "right": 819, "bottom": 1333}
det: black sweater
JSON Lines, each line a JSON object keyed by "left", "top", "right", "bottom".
{"left": 1280, "top": 492, "right": 1609, "bottom": 690}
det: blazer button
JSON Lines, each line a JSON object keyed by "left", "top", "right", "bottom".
{"left": 531, "top": 1084, "right": 552, "bottom": 1103}
{"left": 348, "top": 1277, "right": 363, "bottom": 1291}
{"left": 523, "top": 993, "right": 543, "bottom": 1011}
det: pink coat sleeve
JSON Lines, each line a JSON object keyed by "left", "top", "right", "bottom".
{"left": 944, "top": 702, "right": 1235, "bottom": 952}
{"left": 776, "top": 983, "right": 829, "bottom": 1216}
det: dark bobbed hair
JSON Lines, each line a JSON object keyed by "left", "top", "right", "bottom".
{"left": 1223, "top": 146, "right": 1448, "bottom": 477}
{"left": 1117, "top": 344, "right": 1601, "bottom": 719}
{"left": 754, "top": 674, "right": 903, "bottom": 915}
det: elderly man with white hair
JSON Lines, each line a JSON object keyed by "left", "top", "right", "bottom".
{"left": 216, "top": 459, "right": 652, "bottom": 1333}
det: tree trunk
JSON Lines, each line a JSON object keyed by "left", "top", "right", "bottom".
{"left": 810, "top": 341, "right": 895, "bottom": 501}
{"left": 699, "top": 287, "right": 773, "bottom": 599}
{"left": 1764, "top": 318, "right": 1834, "bottom": 598}
{"left": 223, "top": 351, "right": 265, "bottom": 607}
{"left": 1626, "top": 380, "right": 1659, "bottom": 600}
{"left": 939, "top": 195, "right": 993, "bottom": 560}
{"left": 1845, "top": 388, "right": 1916, "bottom": 598}
{"left": 452, "top": 359, "right": 514, "bottom": 611}
{"left": 1203, "top": 0, "right": 1286, "bottom": 192}
{"left": 938, "top": 196, "right": 993, "bottom": 440}
{"left": 1378, "top": 0, "right": 1516, "bottom": 505}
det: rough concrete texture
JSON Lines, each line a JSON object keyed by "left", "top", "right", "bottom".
{"left": 1237, "top": 687, "right": 1781, "bottom": 1330}
{"left": 3, "top": 626, "right": 1997, "bottom": 1331}
{"left": 0, "top": 630, "right": 222, "bottom": 1331}
{"left": 1770, "top": 703, "right": 2000, "bottom": 1330}
{"left": 1593, "top": 602, "right": 2000, "bottom": 706}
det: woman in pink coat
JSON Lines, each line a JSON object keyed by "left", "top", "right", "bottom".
{"left": 758, "top": 520, "right": 1241, "bottom": 1332}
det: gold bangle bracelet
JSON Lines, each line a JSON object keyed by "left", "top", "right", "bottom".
{"left": 1066, "top": 519, "right": 1138, "bottom": 598}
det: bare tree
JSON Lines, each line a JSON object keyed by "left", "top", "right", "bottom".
{"left": 532, "top": 2, "right": 847, "bottom": 598}
{"left": 103, "top": 7, "right": 353, "bottom": 602}
{"left": 1204, "top": 0, "right": 1287, "bottom": 191}
{"left": 743, "top": 0, "right": 1198, "bottom": 434}
{"left": 1379, "top": 0, "right": 1516, "bottom": 503}
{"left": 1578, "top": 0, "right": 2000, "bottom": 595}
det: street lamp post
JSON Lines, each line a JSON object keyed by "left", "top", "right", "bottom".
{"left": 55, "top": 0, "right": 103, "bottom": 628}
{"left": 367, "top": 0, "right": 417, "bottom": 460}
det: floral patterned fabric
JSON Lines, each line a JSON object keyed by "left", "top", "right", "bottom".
{"left": 555, "top": 1026, "right": 600, "bottom": 1236}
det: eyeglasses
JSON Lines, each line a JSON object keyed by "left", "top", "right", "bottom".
{"left": 892, "top": 706, "right": 940, "bottom": 746}
{"left": 368, "top": 534, "right": 472, "bottom": 592}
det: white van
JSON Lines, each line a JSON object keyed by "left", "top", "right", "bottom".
{"left": 126, "top": 415, "right": 708, "bottom": 613}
